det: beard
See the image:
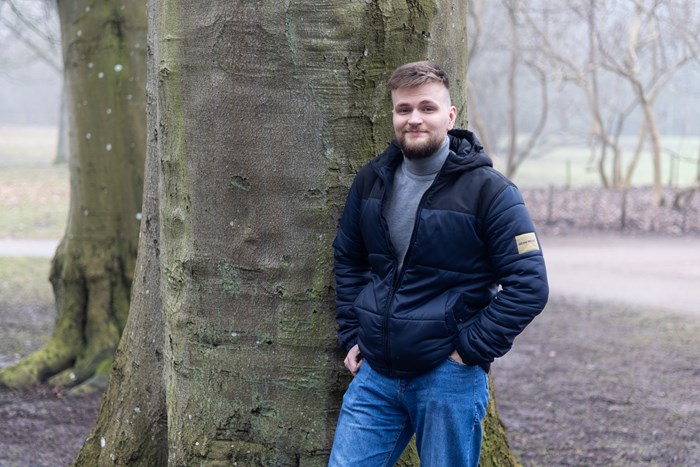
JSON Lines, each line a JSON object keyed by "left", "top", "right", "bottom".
{"left": 397, "top": 130, "right": 445, "bottom": 160}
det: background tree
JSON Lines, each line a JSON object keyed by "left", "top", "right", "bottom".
{"left": 470, "top": 0, "right": 700, "bottom": 196}
{"left": 0, "top": 0, "right": 61, "bottom": 71}
{"left": 596, "top": 0, "right": 700, "bottom": 205}
{"left": 0, "top": 0, "right": 67, "bottom": 162}
{"left": 0, "top": 0, "right": 146, "bottom": 389}
{"left": 520, "top": 0, "right": 700, "bottom": 199}
{"left": 519, "top": 0, "right": 631, "bottom": 189}
{"left": 75, "top": 0, "right": 519, "bottom": 465}
{"left": 467, "top": 0, "right": 550, "bottom": 179}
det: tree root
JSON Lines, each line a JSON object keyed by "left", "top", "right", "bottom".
{"left": 0, "top": 338, "right": 116, "bottom": 391}
{"left": 0, "top": 242, "right": 131, "bottom": 390}
{"left": 0, "top": 336, "right": 79, "bottom": 388}
{"left": 49, "top": 350, "right": 115, "bottom": 389}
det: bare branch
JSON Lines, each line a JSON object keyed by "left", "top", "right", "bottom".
{"left": 0, "top": 0, "right": 61, "bottom": 72}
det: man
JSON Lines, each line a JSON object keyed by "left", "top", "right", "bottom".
{"left": 329, "top": 61, "right": 548, "bottom": 466}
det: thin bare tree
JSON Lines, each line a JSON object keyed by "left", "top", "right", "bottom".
{"left": 467, "top": 0, "right": 549, "bottom": 179}
{"left": 526, "top": 0, "right": 700, "bottom": 203}
{"left": 0, "top": 0, "right": 61, "bottom": 72}
{"left": 596, "top": 0, "right": 700, "bottom": 205}
{"left": 0, "top": 0, "right": 67, "bottom": 162}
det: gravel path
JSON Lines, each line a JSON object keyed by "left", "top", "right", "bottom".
{"left": 0, "top": 239, "right": 58, "bottom": 258}
{"left": 542, "top": 234, "right": 700, "bottom": 317}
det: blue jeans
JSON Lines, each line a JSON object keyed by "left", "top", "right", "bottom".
{"left": 328, "top": 358, "right": 489, "bottom": 467}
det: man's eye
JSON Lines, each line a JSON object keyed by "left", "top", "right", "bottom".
{"left": 398, "top": 109, "right": 410, "bottom": 114}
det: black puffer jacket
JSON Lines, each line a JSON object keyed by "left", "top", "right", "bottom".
{"left": 333, "top": 129, "right": 549, "bottom": 378}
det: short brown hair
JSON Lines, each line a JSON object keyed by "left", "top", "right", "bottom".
{"left": 388, "top": 61, "right": 450, "bottom": 91}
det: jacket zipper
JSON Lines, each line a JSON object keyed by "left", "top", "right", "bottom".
{"left": 380, "top": 163, "right": 448, "bottom": 376}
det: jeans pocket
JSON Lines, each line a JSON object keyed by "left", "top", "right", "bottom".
{"left": 447, "top": 355, "right": 469, "bottom": 368}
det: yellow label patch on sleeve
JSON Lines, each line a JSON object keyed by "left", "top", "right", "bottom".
{"left": 515, "top": 232, "right": 540, "bottom": 254}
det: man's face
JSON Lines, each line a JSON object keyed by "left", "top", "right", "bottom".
{"left": 391, "top": 81, "right": 457, "bottom": 160}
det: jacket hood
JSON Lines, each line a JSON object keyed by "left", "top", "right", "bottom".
{"left": 371, "top": 128, "right": 492, "bottom": 175}
{"left": 443, "top": 128, "right": 492, "bottom": 174}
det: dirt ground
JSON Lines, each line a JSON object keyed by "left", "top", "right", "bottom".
{"left": 0, "top": 386, "right": 101, "bottom": 467}
{"left": 0, "top": 299, "right": 102, "bottom": 467}
{"left": 1, "top": 238, "right": 700, "bottom": 466}
{"left": 492, "top": 295, "right": 700, "bottom": 466}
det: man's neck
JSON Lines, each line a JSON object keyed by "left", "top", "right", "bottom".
{"left": 403, "top": 136, "right": 449, "bottom": 176}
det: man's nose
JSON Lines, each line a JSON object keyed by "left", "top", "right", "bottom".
{"left": 407, "top": 110, "right": 422, "bottom": 125}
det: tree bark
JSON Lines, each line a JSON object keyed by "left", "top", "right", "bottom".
{"left": 0, "top": 0, "right": 146, "bottom": 389}
{"left": 76, "top": 1, "right": 519, "bottom": 465}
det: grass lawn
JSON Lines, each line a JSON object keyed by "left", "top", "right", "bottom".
{"left": 0, "top": 256, "right": 53, "bottom": 306}
{"left": 0, "top": 256, "right": 55, "bottom": 362}
{"left": 503, "top": 135, "right": 700, "bottom": 189}
{"left": 0, "top": 125, "right": 68, "bottom": 239}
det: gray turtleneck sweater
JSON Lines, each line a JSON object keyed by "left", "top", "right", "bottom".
{"left": 383, "top": 137, "right": 450, "bottom": 270}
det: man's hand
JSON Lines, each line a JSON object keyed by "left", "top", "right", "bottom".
{"left": 449, "top": 349, "right": 465, "bottom": 365}
{"left": 344, "top": 344, "right": 363, "bottom": 376}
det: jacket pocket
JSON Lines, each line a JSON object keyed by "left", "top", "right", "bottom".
{"left": 445, "top": 293, "right": 479, "bottom": 334}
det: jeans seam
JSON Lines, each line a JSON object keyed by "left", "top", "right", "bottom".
{"left": 382, "top": 420, "right": 410, "bottom": 467}
{"left": 472, "top": 369, "right": 487, "bottom": 424}
{"left": 472, "top": 369, "right": 480, "bottom": 424}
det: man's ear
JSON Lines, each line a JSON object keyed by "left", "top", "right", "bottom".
{"left": 448, "top": 105, "right": 457, "bottom": 129}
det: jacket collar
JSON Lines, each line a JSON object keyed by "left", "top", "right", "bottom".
{"left": 370, "top": 128, "right": 492, "bottom": 176}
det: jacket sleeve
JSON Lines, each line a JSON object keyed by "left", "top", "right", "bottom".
{"left": 332, "top": 175, "right": 371, "bottom": 352}
{"left": 454, "top": 184, "right": 549, "bottom": 367}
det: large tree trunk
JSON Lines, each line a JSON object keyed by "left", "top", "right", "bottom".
{"left": 0, "top": 0, "right": 146, "bottom": 389}
{"left": 76, "top": 1, "right": 519, "bottom": 465}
